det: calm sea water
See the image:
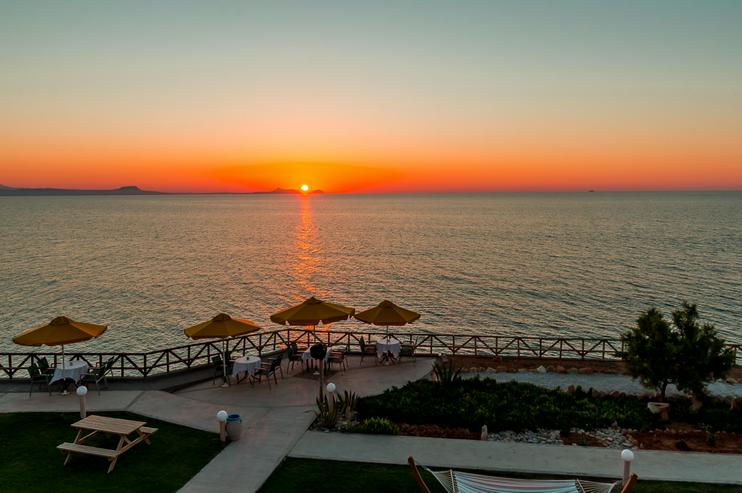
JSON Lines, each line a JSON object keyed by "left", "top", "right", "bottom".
{"left": 0, "top": 192, "right": 740, "bottom": 352}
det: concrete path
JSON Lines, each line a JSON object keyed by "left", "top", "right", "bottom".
{"left": 290, "top": 431, "right": 742, "bottom": 485}
{"left": 464, "top": 371, "right": 742, "bottom": 397}
{"left": 176, "top": 356, "right": 435, "bottom": 492}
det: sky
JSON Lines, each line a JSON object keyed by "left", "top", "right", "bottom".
{"left": 1, "top": 1, "right": 741, "bottom": 193}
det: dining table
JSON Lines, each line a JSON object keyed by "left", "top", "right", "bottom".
{"left": 50, "top": 359, "right": 89, "bottom": 387}
{"left": 376, "top": 337, "right": 401, "bottom": 363}
{"left": 231, "top": 355, "right": 261, "bottom": 383}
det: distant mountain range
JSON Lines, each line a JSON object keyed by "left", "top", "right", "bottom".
{"left": 0, "top": 185, "right": 324, "bottom": 196}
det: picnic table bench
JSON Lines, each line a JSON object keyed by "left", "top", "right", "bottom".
{"left": 57, "top": 415, "right": 158, "bottom": 473}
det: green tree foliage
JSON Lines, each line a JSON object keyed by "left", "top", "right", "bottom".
{"left": 619, "top": 303, "right": 734, "bottom": 400}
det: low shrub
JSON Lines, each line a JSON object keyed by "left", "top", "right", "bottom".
{"left": 356, "top": 378, "right": 741, "bottom": 434}
{"left": 345, "top": 417, "right": 400, "bottom": 435}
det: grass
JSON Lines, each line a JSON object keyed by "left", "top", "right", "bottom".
{"left": 0, "top": 411, "right": 223, "bottom": 493}
{"left": 258, "top": 459, "right": 742, "bottom": 493}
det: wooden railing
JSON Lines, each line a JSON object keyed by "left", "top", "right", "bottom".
{"left": 1, "top": 329, "right": 739, "bottom": 380}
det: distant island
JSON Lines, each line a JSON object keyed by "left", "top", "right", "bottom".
{"left": 254, "top": 188, "right": 324, "bottom": 195}
{"left": 0, "top": 185, "right": 324, "bottom": 196}
{"left": 0, "top": 185, "right": 162, "bottom": 196}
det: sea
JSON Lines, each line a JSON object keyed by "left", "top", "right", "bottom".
{"left": 0, "top": 192, "right": 740, "bottom": 353}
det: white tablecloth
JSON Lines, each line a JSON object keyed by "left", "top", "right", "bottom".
{"left": 302, "top": 346, "right": 332, "bottom": 362}
{"left": 231, "top": 356, "right": 261, "bottom": 377}
{"left": 376, "top": 338, "right": 401, "bottom": 358}
{"left": 50, "top": 360, "right": 89, "bottom": 384}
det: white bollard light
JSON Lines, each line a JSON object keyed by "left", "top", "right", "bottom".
{"left": 621, "top": 449, "right": 634, "bottom": 484}
{"left": 76, "top": 386, "right": 88, "bottom": 418}
{"left": 217, "top": 410, "right": 228, "bottom": 443}
{"left": 326, "top": 383, "right": 336, "bottom": 394}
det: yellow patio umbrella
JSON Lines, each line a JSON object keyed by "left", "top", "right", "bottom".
{"left": 184, "top": 313, "right": 262, "bottom": 386}
{"left": 270, "top": 297, "right": 354, "bottom": 394}
{"left": 270, "top": 296, "right": 355, "bottom": 326}
{"left": 354, "top": 300, "right": 421, "bottom": 337}
{"left": 12, "top": 315, "right": 108, "bottom": 370}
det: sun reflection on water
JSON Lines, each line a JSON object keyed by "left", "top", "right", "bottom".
{"left": 291, "top": 196, "right": 324, "bottom": 301}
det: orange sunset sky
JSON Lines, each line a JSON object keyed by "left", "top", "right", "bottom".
{"left": 1, "top": 2, "right": 741, "bottom": 193}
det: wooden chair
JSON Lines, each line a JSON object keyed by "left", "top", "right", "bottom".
{"left": 82, "top": 358, "right": 114, "bottom": 395}
{"left": 288, "top": 345, "right": 305, "bottom": 371}
{"left": 28, "top": 363, "right": 53, "bottom": 396}
{"left": 359, "top": 338, "right": 377, "bottom": 366}
{"left": 254, "top": 357, "right": 282, "bottom": 389}
{"left": 407, "top": 456, "right": 637, "bottom": 493}
{"left": 270, "top": 350, "right": 286, "bottom": 379}
{"left": 328, "top": 350, "right": 347, "bottom": 372}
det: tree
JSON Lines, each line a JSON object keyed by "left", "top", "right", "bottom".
{"left": 618, "top": 303, "right": 734, "bottom": 401}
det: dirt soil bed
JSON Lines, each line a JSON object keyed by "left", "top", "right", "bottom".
{"left": 629, "top": 429, "right": 742, "bottom": 454}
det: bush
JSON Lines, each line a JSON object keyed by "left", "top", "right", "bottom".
{"left": 346, "top": 417, "right": 399, "bottom": 435}
{"left": 356, "top": 378, "right": 742, "bottom": 435}
{"left": 618, "top": 303, "right": 734, "bottom": 400}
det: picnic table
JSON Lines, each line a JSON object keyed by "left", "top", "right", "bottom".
{"left": 58, "top": 415, "right": 158, "bottom": 473}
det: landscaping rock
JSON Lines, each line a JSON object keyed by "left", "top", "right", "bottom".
{"left": 555, "top": 365, "right": 567, "bottom": 374}
{"left": 567, "top": 367, "right": 579, "bottom": 374}
{"left": 726, "top": 377, "right": 738, "bottom": 385}
{"left": 536, "top": 365, "right": 547, "bottom": 373}
{"left": 578, "top": 367, "right": 593, "bottom": 374}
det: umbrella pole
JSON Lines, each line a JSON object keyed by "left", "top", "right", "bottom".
{"left": 222, "top": 340, "right": 229, "bottom": 387}
{"left": 61, "top": 344, "right": 68, "bottom": 395}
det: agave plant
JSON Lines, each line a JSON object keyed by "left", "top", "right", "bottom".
{"left": 315, "top": 393, "right": 339, "bottom": 429}
{"left": 433, "top": 359, "right": 462, "bottom": 385}
{"left": 337, "top": 390, "right": 359, "bottom": 421}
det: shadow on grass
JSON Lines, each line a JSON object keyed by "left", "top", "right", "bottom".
{"left": 0, "top": 411, "right": 223, "bottom": 493}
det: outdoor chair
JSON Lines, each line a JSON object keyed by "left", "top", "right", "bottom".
{"left": 359, "top": 338, "right": 377, "bottom": 365}
{"left": 399, "top": 344, "right": 416, "bottom": 362}
{"left": 269, "top": 350, "right": 286, "bottom": 379}
{"left": 81, "top": 358, "right": 114, "bottom": 395}
{"left": 254, "top": 357, "right": 282, "bottom": 389}
{"left": 327, "top": 350, "right": 347, "bottom": 372}
{"left": 28, "top": 363, "right": 53, "bottom": 396}
{"left": 288, "top": 343, "right": 305, "bottom": 371}
{"left": 408, "top": 456, "right": 637, "bottom": 493}
{"left": 37, "top": 356, "right": 54, "bottom": 376}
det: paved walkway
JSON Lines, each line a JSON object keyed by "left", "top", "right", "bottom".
{"left": 176, "top": 357, "right": 435, "bottom": 492}
{"left": 464, "top": 370, "right": 742, "bottom": 397}
{"left": 290, "top": 431, "right": 742, "bottom": 485}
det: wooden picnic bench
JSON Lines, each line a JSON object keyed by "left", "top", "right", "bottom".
{"left": 57, "top": 415, "right": 158, "bottom": 473}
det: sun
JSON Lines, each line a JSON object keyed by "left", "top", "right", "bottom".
{"left": 300, "top": 184, "right": 309, "bottom": 193}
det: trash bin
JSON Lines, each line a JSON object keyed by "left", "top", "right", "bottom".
{"left": 226, "top": 414, "right": 242, "bottom": 441}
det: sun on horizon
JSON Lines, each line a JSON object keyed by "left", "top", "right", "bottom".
{"left": 300, "top": 184, "right": 309, "bottom": 193}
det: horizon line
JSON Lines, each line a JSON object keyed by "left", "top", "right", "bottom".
{"left": 2, "top": 183, "right": 741, "bottom": 196}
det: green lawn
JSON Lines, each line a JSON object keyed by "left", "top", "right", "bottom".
{"left": 259, "top": 459, "right": 742, "bottom": 493}
{"left": 0, "top": 412, "right": 223, "bottom": 493}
